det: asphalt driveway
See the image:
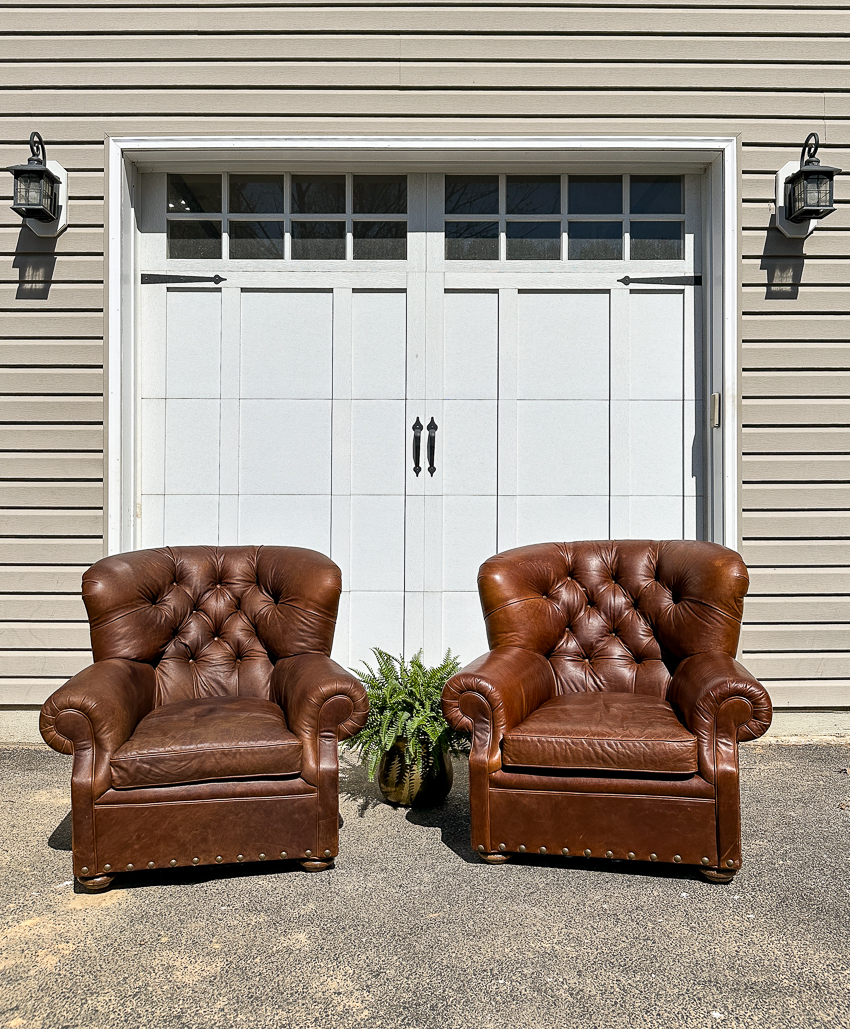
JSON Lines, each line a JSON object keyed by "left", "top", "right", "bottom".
{"left": 1, "top": 742, "right": 848, "bottom": 1029}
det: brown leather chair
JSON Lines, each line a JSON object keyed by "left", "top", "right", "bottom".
{"left": 442, "top": 540, "right": 772, "bottom": 882}
{"left": 40, "top": 545, "right": 368, "bottom": 891}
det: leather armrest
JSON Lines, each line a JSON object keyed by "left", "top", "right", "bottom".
{"left": 39, "top": 659, "right": 157, "bottom": 757}
{"left": 668, "top": 651, "right": 773, "bottom": 784}
{"left": 273, "top": 653, "right": 369, "bottom": 744}
{"left": 441, "top": 647, "right": 557, "bottom": 769}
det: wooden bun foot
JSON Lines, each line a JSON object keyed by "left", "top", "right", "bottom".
{"left": 479, "top": 852, "right": 510, "bottom": 864}
{"left": 77, "top": 874, "right": 114, "bottom": 892}
{"left": 299, "top": 858, "right": 334, "bottom": 872}
{"left": 700, "top": 868, "right": 736, "bottom": 884}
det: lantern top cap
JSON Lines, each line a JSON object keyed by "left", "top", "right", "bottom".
{"left": 795, "top": 132, "right": 842, "bottom": 176}
{"left": 4, "top": 131, "right": 60, "bottom": 181}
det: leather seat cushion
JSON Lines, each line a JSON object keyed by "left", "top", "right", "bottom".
{"left": 502, "top": 692, "right": 698, "bottom": 775}
{"left": 111, "top": 696, "right": 302, "bottom": 788}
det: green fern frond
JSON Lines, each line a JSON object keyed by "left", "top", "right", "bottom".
{"left": 340, "top": 646, "right": 467, "bottom": 781}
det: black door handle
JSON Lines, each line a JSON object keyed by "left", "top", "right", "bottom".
{"left": 426, "top": 417, "right": 438, "bottom": 477}
{"left": 412, "top": 417, "right": 423, "bottom": 476}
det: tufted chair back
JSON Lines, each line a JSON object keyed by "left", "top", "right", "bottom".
{"left": 478, "top": 540, "right": 748, "bottom": 697}
{"left": 82, "top": 546, "right": 342, "bottom": 707}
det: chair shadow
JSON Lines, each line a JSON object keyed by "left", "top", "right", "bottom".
{"left": 48, "top": 811, "right": 72, "bottom": 851}
{"left": 72, "top": 858, "right": 307, "bottom": 894}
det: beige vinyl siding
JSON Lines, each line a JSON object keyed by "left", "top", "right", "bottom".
{"left": 1, "top": 2, "right": 848, "bottom": 708}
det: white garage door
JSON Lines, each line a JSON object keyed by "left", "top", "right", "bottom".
{"left": 137, "top": 170, "right": 704, "bottom": 667}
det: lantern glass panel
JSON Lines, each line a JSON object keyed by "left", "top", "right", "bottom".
{"left": 17, "top": 172, "right": 43, "bottom": 206}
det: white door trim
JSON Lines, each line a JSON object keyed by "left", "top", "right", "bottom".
{"left": 106, "top": 134, "right": 738, "bottom": 556}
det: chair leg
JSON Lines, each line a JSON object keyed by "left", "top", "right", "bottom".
{"left": 77, "top": 873, "right": 114, "bottom": 892}
{"left": 700, "top": 868, "right": 736, "bottom": 884}
{"left": 299, "top": 858, "right": 334, "bottom": 873}
{"left": 479, "top": 852, "right": 510, "bottom": 865}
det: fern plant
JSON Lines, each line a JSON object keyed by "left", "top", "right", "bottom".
{"left": 342, "top": 648, "right": 469, "bottom": 782}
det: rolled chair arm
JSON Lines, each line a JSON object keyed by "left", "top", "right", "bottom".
{"left": 668, "top": 651, "right": 772, "bottom": 784}
{"left": 442, "top": 647, "right": 557, "bottom": 765}
{"left": 273, "top": 653, "right": 369, "bottom": 744}
{"left": 40, "top": 659, "right": 157, "bottom": 757}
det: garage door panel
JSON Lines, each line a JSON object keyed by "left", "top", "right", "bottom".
{"left": 240, "top": 291, "right": 333, "bottom": 400}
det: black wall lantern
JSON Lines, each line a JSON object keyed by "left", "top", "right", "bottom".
{"left": 6, "top": 132, "right": 60, "bottom": 223}
{"left": 776, "top": 133, "right": 842, "bottom": 239}
{"left": 785, "top": 133, "right": 841, "bottom": 223}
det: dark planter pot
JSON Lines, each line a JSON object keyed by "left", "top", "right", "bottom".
{"left": 377, "top": 739, "right": 454, "bottom": 808}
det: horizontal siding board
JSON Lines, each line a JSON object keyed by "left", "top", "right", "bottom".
{"left": 743, "top": 484, "right": 850, "bottom": 510}
{"left": 742, "top": 261, "right": 850, "bottom": 289}
{"left": 0, "top": 595, "right": 87, "bottom": 619}
{"left": 0, "top": 622, "right": 90, "bottom": 648}
{"left": 766, "top": 682, "right": 850, "bottom": 708}
{"left": 6, "top": 35, "right": 850, "bottom": 65}
{"left": 0, "top": 651, "right": 90, "bottom": 677}
{"left": 742, "top": 344, "right": 850, "bottom": 371}
{"left": 741, "top": 653, "right": 850, "bottom": 680}
{"left": 0, "top": 510, "right": 103, "bottom": 535}
{"left": 742, "top": 318, "right": 850, "bottom": 342}
{"left": 743, "top": 429, "right": 850, "bottom": 453}
{"left": 6, "top": 8, "right": 850, "bottom": 33}
{"left": 0, "top": 258, "right": 105, "bottom": 286}
{"left": 0, "top": 566, "right": 87, "bottom": 592}
{"left": 0, "top": 312, "right": 104, "bottom": 338}
{"left": 3, "top": 61, "right": 850, "bottom": 92}
{"left": 745, "top": 598, "right": 850, "bottom": 622}
{"left": 0, "top": 540, "right": 103, "bottom": 563}
{"left": 742, "top": 372, "right": 850, "bottom": 398}
{"left": 0, "top": 370, "right": 102, "bottom": 395}
{"left": 0, "top": 284, "right": 104, "bottom": 311}
{"left": 742, "top": 289, "right": 850, "bottom": 316}
{"left": 0, "top": 484, "right": 103, "bottom": 507}
{"left": 742, "top": 541, "right": 850, "bottom": 566}
{"left": 743, "top": 511, "right": 850, "bottom": 538}
{"left": 0, "top": 228, "right": 105, "bottom": 257}
{"left": 0, "top": 454, "right": 102, "bottom": 478}
{"left": 0, "top": 342, "right": 103, "bottom": 367}
{"left": 742, "top": 399, "right": 850, "bottom": 426}
{"left": 748, "top": 568, "right": 850, "bottom": 595}
{"left": 743, "top": 455, "right": 850, "bottom": 481}
{"left": 0, "top": 427, "right": 102, "bottom": 451}
{"left": 6, "top": 89, "right": 841, "bottom": 120}
{"left": 0, "top": 679, "right": 68, "bottom": 705}
{"left": 744, "top": 230, "right": 850, "bottom": 260}
{"left": 742, "top": 624, "right": 850, "bottom": 651}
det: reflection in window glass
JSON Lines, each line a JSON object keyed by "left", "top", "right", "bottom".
{"left": 630, "top": 221, "right": 683, "bottom": 260}
{"left": 167, "top": 220, "right": 222, "bottom": 259}
{"left": 568, "top": 176, "right": 623, "bottom": 215}
{"left": 445, "top": 176, "right": 499, "bottom": 215}
{"left": 353, "top": 221, "right": 407, "bottom": 260}
{"left": 291, "top": 221, "right": 345, "bottom": 260}
{"left": 445, "top": 221, "right": 498, "bottom": 260}
{"left": 506, "top": 176, "right": 561, "bottom": 215}
{"left": 568, "top": 221, "right": 622, "bottom": 260}
{"left": 353, "top": 175, "right": 407, "bottom": 214}
{"left": 630, "top": 176, "right": 682, "bottom": 215}
{"left": 506, "top": 221, "right": 560, "bottom": 260}
{"left": 291, "top": 176, "right": 346, "bottom": 214}
{"left": 229, "top": 221, "right": 285, "bottom": 259}
{"left": 167, "top": 174, "right": 221, "bottom": 214}
{"left": 229, "top": 175, "right": 285, "bottom": 214}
